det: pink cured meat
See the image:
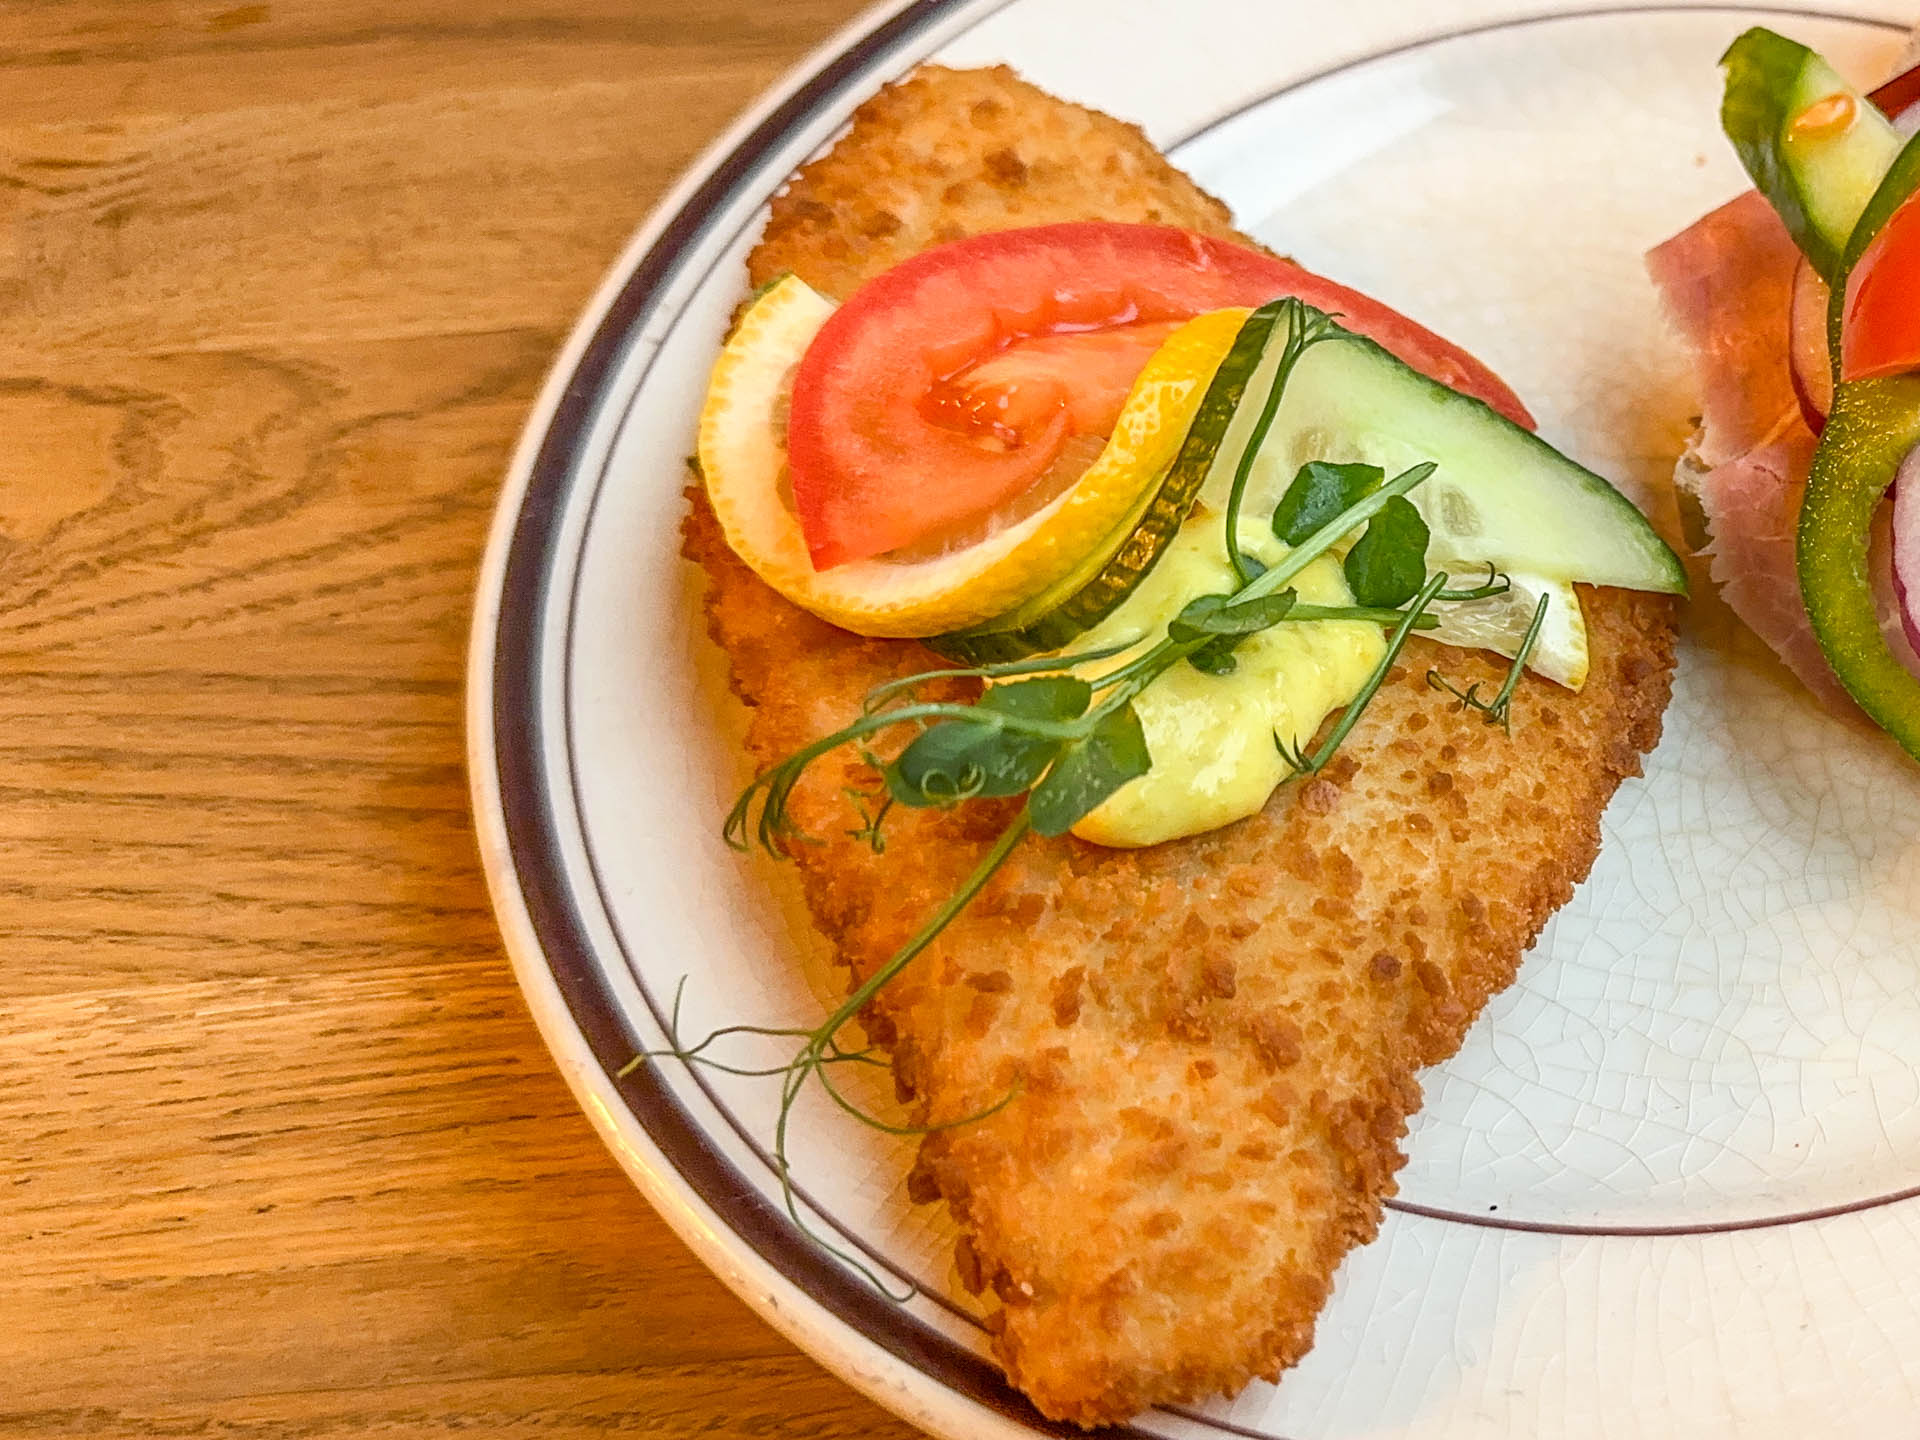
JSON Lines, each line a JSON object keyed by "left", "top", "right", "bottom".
{"left": 1648, "top": 191, "right": 1847, "bottom": 703}
{"left": 1688, "top": 427, "right": 1855, "bottom": 708}
{"left": 1646, "top": 191, "right": 1803, "bottom": 467}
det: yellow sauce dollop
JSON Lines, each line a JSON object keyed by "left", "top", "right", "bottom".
{"left": 1065, "top": 508, "right": 1384, "bottom": 848}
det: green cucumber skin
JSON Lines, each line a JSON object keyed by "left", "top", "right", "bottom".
{"left": 1721, "top": 27, "right": 1903, "bottom": 282}
{"left": 929, "top": 302, "right": 1285, "bottom": 666}
{"left": 1263, "top": 337, "right": 1688, "bottom": 595}
{"left": 929, "top": 484, "right": 1159, "bottom": 665}
{"left": 1799, "top": 132, "right": 1920, "bottom": 761}
{"left": 1721, "top": 29, "right": 1825, "bottom": 267}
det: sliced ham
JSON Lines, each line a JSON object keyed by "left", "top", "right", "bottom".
{"left": 1646, "top": 190, "right": 1803, "bottom": 467}
{"left": 1682, "top": 417, "right": 1919, "bottom": 714}
{"left": 1685, "top": 425, "right": 1853, "bottom": 707}
{"left": 1647, "top": 189, "right": 1851, "bottom": 708}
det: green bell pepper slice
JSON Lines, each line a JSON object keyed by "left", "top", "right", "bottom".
{"left": 1799, "top": 131, "right": 1920, "bottom": 756}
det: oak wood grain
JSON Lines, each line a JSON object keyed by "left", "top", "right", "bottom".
{"left": 0, "top": 3, "right": 923, "bottom": 1435}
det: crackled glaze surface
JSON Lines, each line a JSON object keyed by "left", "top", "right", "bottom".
{"left": 474, "top": 3, "right": 1920, "bottom": 1437}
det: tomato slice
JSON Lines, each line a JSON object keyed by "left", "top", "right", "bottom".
{"left": 786, "top": 222, "right": 1535, "bottom": 569}
{"left": 924, "top": 320, "right": 1185, "bottom": 447}
{"left": 1842, "top": 192, "right": 1920, "bottom": 382}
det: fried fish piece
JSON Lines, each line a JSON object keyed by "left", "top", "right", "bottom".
{"left": 685, "top": 64, "right": 1677, "bottom": 1427}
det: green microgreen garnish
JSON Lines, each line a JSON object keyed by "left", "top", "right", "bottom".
{"left": 840, "top": 776, "right": 893, "bottom": 853}
{"left": 650, "top": 302, "right": 1545, "bottom": 1293}
{"left": 1343, "top": 494, "right": 1432, "bottom": 607}
{"left": 1427, "top": 590, "right": 1551, "bottom": 734}
{"left": 1223, "top": 301, "right": 1349, "bottom": 584}
{"left": 1172, "top": 585, "right": 1298, "bottom": 676}
{"left": 1272, "top": 460, "right": 1384, "bottom": 545}
{"left": 1432, "top": 563, "right": 1512, "bottom": 603}
{"left": 888, "top": 675, "right": 1093, "bottom": 808}
{"left": 626, "top": 816, "right": 1031, "bottom": 1301}
{"left": 1275, "top": 568, "right": 1452, "bottom": 776}
{"left": 860, "top": 641, "right": 1138, "bottom": 713}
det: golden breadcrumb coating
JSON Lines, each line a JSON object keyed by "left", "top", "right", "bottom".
{"left": 687, "top": 63, "right": 1678, "bottom": 1427}
{"left": 749, "top": 65, "right": 1237, "bottom": 298}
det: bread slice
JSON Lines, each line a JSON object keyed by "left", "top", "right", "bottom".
{"left": 685, "top": 64, "right": 1678, "bottom": 1426}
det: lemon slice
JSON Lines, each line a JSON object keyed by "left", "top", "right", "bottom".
{"left": 698, "top": 275, "right": 1246, "bottom": 638}
{"left": 1427, "top": 571, "right": 1589, "bottom": 689}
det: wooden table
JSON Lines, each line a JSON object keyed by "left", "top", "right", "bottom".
{"left": 2, "top": 4, "right": 924, "bottom": 1434}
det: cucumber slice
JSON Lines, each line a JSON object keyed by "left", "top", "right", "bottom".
{"left": 935, "top": 300, "right": 1684, "bottom": 665}
{"left": 1722, "top": 27, "right": 1904, "bottom": 282}
{"left": 1204, "top": 329, "right": 1687, "bottom": 595}
{"left": 928, "top": 302, "right": 1286, "bottom": 666}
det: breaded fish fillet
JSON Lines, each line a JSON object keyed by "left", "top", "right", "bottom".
{"left": 685, "top": 64, "right": 1678, "bottom": 1426}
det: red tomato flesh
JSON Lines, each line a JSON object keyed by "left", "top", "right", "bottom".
{"left": 1842, "top": 194, "right": 1920, "bottom": 383}
{"left": 785, "top": 222, "right": 1535, "bottom": 569}
{"left": 923, "top": 320, "right": 1185, "bottom": 447}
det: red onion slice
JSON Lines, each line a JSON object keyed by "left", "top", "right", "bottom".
{"left": 1872, "top": 62, "right": 1920, "bottom": 135}
{"left": 1788, "top": 256, "right": 1834, "bottom": 432}
{"left": 1891, "top": 446, "right": 1920, "bottom": 657}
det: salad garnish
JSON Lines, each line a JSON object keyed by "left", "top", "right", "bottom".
{"left": 1713, "top": 28, "right": 1920, "bottom": 755}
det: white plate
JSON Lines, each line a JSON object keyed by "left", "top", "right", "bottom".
{"left": 467, "top": 3, "right": 1920, "bottom": 1434}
